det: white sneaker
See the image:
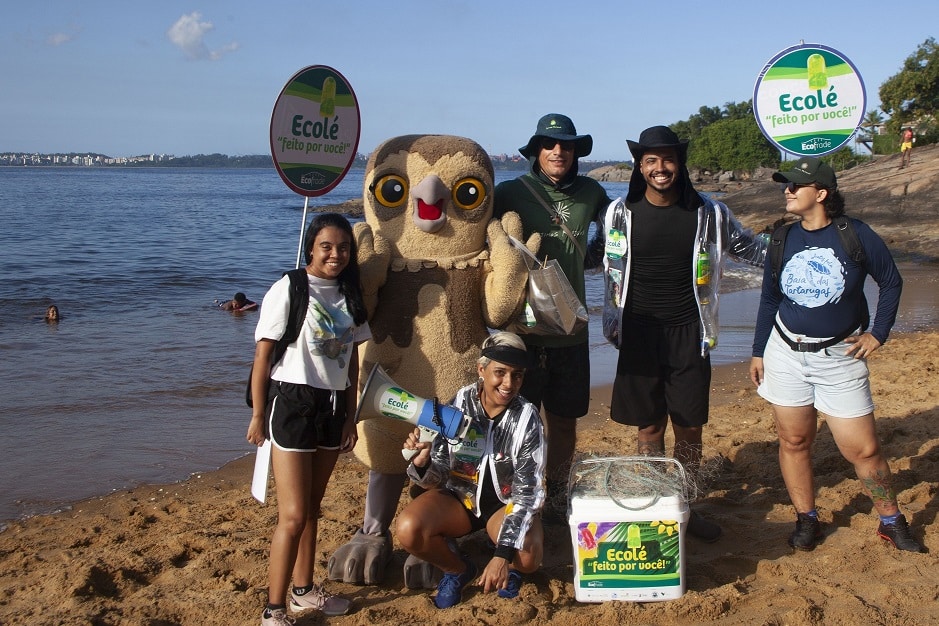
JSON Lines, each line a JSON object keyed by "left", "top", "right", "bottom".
{"left": 261, "top": 607, "right": 295, "bottom": 626}
{"left": 289, "top": 582, "right": 351, "bottom": 616}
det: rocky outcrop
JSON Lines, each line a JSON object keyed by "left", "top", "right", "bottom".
{"left": 721, "top": 144, "right": 939, "bottom": 263}
{"left": 586, "top": 164, "right": 632, "bottom": 182}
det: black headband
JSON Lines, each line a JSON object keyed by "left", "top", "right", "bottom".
{"left": 481, "top": 345, "right": 529, "bottom": 368}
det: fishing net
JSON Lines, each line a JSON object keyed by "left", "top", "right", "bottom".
{"left": 568, "top": 456, "right": 694, "bottom": 512}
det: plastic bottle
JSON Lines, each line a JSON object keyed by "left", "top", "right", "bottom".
{"left": 695, "top": 244, "right": 711, "bottom": 305}
{"left": 627, "top": 523, "right": 642, "bottom": 549}
{"left": 602, "top": 199, "right": 628, "bottom": 347}
{"left": 807, "top": 53, "right": 828, "bottom": 90}
{"left": 319, "top": 76, "right": 337, "bottom": 117}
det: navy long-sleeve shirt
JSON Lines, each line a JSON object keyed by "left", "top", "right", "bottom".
{"left": 752, "top": 218, "right": 902, "bottom": 357}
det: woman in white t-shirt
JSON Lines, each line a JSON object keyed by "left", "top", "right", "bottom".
{"left": 247, "top": 213, "right": 371, "bottom": 625}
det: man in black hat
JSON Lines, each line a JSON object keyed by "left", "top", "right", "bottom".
{"left": 494, "top": 113, "right": 611, "bottom": 521}
{"left": 602, "top": 125, "right": 768, "bottom": 541}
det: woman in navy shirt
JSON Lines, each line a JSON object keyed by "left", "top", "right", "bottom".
{"left": 749, "top": 157, "right": 923, "bottom": 554}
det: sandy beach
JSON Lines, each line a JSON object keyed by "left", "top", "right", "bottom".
{"left": 2, "top": 327, "right": 937, "bottom": 625}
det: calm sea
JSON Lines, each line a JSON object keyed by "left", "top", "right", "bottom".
{"left": 1, "top": 167, "right": 936, "bottom": 526}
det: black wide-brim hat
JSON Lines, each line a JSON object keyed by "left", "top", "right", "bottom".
{"left": 519, "top": 113, "right": 593, "bottom": 159}
{"left": 626, "top": 125, "right": 689, "bottom": 162}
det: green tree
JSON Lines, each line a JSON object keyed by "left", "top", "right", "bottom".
{"left": 670, "top": 102, "right": 754, "bottom": 144}
{"left": 860, "top": 109, "right": 884, "bottom": 154}
{"left": 825, "top": 147, "right": 866, "bottom": 172}
{"left": 685, "top": 117, "right": 779, "bottom": 171}
{"left": 879, "top": 37, "right": 939, "bottom": 135}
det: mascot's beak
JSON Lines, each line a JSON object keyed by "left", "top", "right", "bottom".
{"left": 410, "top": 174, "right": 449, "bottom": 234}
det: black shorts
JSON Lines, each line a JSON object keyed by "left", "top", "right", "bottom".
{"left": 446, "top": 482, "right": 506, "bottom": 533}
{"left": 519, "top": 341, "right": 590, "bottom": 418}
{"left": 611, "top": 320, "right": 711, "bottom": 428}
{"left": 266, "top": 381, "right": 346, "bottom": 451}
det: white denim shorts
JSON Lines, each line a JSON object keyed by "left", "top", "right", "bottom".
{"left": 757, "top": 322, "right": 873, "bottom": 418}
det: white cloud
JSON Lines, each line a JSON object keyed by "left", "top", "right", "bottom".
{"left": 46, "top": 32, "right": 74, "bottom": 47}
{"left": 166, "top": 12, "right": 237, "bottom": 61}
{"left": 210, "top": 41, "right": 240, "bottom": 61}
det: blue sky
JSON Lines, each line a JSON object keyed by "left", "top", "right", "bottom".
{"left": 2, "top": 1, "right": 936, "bottom": 161}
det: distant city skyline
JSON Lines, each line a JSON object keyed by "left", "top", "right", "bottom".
{"left": 3, "top": 2, "right": 937, "bottom": 160}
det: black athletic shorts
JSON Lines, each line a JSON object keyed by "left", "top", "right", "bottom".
{"left": 266, "top": 380, "right": 346, "bottom": 451}
{"left": 518, "top": 341, "right": 590, "bottom": 418}
{"left": 611, "top": 320, "right": 711, "bottom": 428}
{"left": 446, "top": 480, "right": 506, "bottom": 533}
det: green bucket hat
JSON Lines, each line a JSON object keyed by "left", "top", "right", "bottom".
{"left": 519, "top": 113, "right": 593, "bottom": 159}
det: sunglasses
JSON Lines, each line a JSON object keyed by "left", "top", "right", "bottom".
{"left": 540, "top": 138, "right": 575, "bottom": 152}
{"left": 784, "top": 182, "right": 818, "bottom": 193}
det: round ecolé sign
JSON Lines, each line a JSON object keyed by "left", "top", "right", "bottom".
{"left": 270, "top": 65, "right": 361, "bottom": 197}
{"left": 753, "top": 44, "right": 865, "bottom": 157}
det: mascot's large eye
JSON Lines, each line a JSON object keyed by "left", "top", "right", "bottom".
{"left": 451, "top": 177, "right": 486, "bottom": 211}
{"left": 371, "top": 174, "right": 409, "bottom": 208}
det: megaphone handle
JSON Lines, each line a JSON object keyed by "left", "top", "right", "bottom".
{"left": 402, "top": 426, "right": 436, "bottom": 461}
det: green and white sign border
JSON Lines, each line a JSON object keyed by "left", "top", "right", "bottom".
{"left": 753, "top": 43, "right": 866, "bottom": 157}
{"left": 269, "top": 65, "right": 361, "bottom": 197}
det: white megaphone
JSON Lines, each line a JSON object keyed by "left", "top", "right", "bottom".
{"left": 356, "top": 364, "right": 472, "bottom": 460}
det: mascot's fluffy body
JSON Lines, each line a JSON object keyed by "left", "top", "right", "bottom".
{"left": 327, "top": 135, "right": 536, "bottom": 586}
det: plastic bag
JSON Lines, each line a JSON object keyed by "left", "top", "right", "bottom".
{"left": 505, "top": 237, "right": 588, "bottom": 336}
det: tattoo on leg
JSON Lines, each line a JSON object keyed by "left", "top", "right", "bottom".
{"left": 861, "top": 469, "right": 897, "bottom": 509}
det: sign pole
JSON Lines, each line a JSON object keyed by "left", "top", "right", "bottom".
{"left": 295, "top": 196, "right": 310, "bottom": 269}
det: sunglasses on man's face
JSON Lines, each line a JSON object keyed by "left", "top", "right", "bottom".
{"left": 784, "top": 182, "right": 818, "bottom": 194}
{"left": 540, "top": 138, "right": 575, "bottom": 152}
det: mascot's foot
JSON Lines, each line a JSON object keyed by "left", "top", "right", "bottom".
{"left": 403, "top": 553, "right": 443, "bottom": 590}
{"left": 327, "top": 529, "right": 392, "bottom": 585}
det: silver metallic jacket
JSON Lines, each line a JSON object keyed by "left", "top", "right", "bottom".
{"left": 407, "top": 382, "right": 546, "bottom": 554}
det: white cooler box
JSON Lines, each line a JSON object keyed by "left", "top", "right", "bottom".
{"left": 567, "top": 456, "right": 690, "bottom": 603}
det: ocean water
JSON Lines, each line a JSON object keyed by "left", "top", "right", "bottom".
{"left": 1, "top": 167, "right": 936, "bottom": 525}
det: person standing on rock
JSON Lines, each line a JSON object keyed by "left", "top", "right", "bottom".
{"left": 899, "top": 127, "right": 914, "bottom": 169}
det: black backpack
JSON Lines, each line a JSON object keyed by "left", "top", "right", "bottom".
{"left": 245, "top": 268, "right": 309, "bottom": 408}
{"left": 768, "top": 215, "right": 870, "bottom": 331}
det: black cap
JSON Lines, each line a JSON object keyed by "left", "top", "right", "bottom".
{"left": 772, "top": 157, "right": 837, "bottom": 189}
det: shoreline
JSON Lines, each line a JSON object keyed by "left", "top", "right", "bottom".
{"left": 4, "top": 261, "right": 937, "bottom": 528}
{"left": 3, "top": 259, "right": 936, "bottom": 529}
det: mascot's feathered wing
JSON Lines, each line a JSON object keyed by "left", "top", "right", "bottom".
{"left": 327, "top": 134, "right": 538, "bottom": 586}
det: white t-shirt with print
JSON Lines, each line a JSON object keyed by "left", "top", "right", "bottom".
{"left": 254, "top": 272, "right": 371, "bottom": 390}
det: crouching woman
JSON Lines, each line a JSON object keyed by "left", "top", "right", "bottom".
{"left": 396, "top": 332, "right": 546, "bottom": 608}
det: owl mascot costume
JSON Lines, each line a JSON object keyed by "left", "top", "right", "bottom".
{"left": 327, "top": 135, "right": 538, "bottom": 587}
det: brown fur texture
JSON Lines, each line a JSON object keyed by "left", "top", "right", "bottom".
{"left": 352, "top": 134, "right": 538, "bottom": 474}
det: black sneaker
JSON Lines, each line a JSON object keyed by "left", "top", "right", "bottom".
{"left": 877, "top": 514, "right": 926, "bottom": 553}
{"left": 788, "top": 513, "right": 823, "bottom": 551}
{"left": 687, "top": 510, "right": 722, "bottom": 543}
